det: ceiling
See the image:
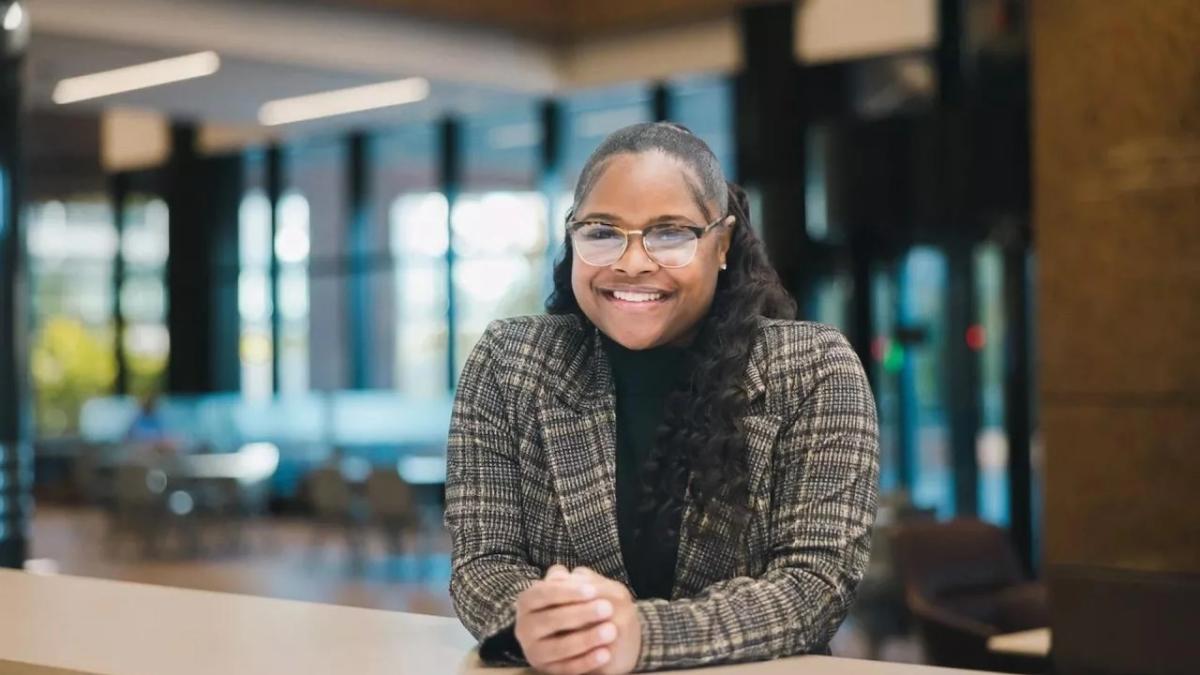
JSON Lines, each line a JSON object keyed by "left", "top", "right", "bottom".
{"left": 285, "top": 0, "right": 738, "bottom": 40}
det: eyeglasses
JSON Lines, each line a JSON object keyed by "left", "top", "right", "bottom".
{"left": 567, "top": 217, "right": 726, "bottom": 268}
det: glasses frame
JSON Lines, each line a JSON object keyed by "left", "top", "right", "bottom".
{"left": 565, "top": 216, "right": 728, "bottom": 268}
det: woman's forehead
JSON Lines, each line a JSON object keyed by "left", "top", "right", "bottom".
{"left": 579, "top": 152, "right": 716, "bottom": 220}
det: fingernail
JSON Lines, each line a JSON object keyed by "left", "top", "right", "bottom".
{"left": 595, "top": 600, "right": 613, "bottom": 618}
{"left": 599, "top": 623, "right": 617, "bottom": 641}
{"left": 595, "top": 649, "right": 611, "bottom": 664}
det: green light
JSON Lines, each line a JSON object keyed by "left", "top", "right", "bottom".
{"left": 883, "top": 344, "right": 905, "bottom": 373}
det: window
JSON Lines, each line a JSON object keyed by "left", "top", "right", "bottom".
{"left": 26, "top": 199, "right": 118, "bottom": 436}
{"left": 668, "top": 74, "right": 736, "bottom": 179}
{"left": 389, "top": 192, "right": 448, "bottom": 398}
{"left": 288, "top": 140, "right": 345, "bottom": 391}
{"left": 238, "top": 150, "right": 273, "bottom": 400}
{"left": 119, "top": 195, "right": 170, "bottom": 399}
{"left": 275, "top": 190, "right": 311, "bottom": 395}
{"left": 377, "top": 124, "right": 442, "bottom": 395}
{"left": 453, "top": 107, "right": 548, "bottom": 379}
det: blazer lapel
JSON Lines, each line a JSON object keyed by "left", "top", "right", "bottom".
{"left": 538, "top": 328, "right": 630, "bottom": 585}
{"left": 670, "top": 332, "right": 774, "bottom": 598}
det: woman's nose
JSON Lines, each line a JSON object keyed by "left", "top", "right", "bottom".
{"left": 611, "top": 233, "right": 658, "bottom": 275}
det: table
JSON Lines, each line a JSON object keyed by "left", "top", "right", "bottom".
{"left": 0, "top": 569, "right": 1003, "bottom": 675}
{"left": 986, "top": 627, "right": 1052, "bottom": 658}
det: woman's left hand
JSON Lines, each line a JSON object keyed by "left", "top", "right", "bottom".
{"left": 566, "top": 567, "right": 642, "bottom": 675}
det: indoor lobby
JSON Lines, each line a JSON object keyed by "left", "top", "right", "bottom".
{"left": 0, "top": 1, "right": 1197, "bottom": 674}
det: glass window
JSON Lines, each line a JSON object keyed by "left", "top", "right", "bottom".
{"left": 453, "top": 107, "right": 549, "bottom": 380}
{"left": 901, "top": 246, "right": 953, "bottom": 517}
{"left": 390, "top": 192, "right": 448, "bottom": 398}
{"left": 26, "top": 199, "right": 118, "bottom": 437}
{"left": 560, "top": 83, "right": 653, "bottom": 214}
{"left": 275, "top": 190, "right": 310, "bottom": 395}
{"left": 669, "top": 74, "right": 736, "bottom": 179}
{"left": 288, "top": 140, "right": 345, "bottom": 391}
{"left": 238, "top": 150, "right": 273, "bottom": 400}
{"left": 376, "top": 124, "right": 442, "bottom": 396}
{"left": 976, "top": 243, "right": 1008, "bottom": 524}
{"left": 120, "top": 195, "right": 170, "bottom": 399}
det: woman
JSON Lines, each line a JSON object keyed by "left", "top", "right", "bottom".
{"left": 446, "top": 122, "right": 878, "bottom": 674}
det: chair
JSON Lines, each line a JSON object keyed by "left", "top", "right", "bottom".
{"left": 307, "top": 465, "right": 366, "bottom": 564}
{"left": 107, "top": 463, "right": 169, "bottom": 556}
{"left": 890, "top": 518, "right": 1050, "bottom": 673}
{"left": 365, "top": 468, "right": 421, "bottom": 572}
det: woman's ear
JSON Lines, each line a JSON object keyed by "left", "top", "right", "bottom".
{"left": 717, "top": 216, "right": 736, "bottom": 264}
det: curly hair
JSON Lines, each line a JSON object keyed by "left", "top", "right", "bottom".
{"left": 545, "top": 121, "right": 797, "bottom": 548}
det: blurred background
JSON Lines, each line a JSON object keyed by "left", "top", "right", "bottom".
{"left": 0, "top": 1, "right": 1196, "bottom": 673}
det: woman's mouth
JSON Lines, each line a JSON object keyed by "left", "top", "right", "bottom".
{"left": 600, "top": 288, "right": 673, "bottom": 309}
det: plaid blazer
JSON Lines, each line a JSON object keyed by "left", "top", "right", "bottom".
{"left": 445, "top": 314, "right": 879, "bottom": 671}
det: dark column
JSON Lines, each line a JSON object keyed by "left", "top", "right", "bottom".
{"left": 651, "top": 83, "right": 671, "bottom": 123}
{"left": 208, "top": 155, "right": 242, "bottom": 393}
{"left": 266, "top": 145, "right": 283, "bottom": 395}
{"left": 946, "top": 241, "right": 981, "bottom": 516}
{"left": 0, "top": 0, "right": 29, "bottom": 568}
{"left": 165, "top": 125, "right": 241, "bottom": 394}
{"left": 439, "top": 118, "right": 460, "bottom": 387}
{"left": 1002, "top": 226, "right": 1034, "bottom": 572}
{"left": 346, "top": 133, "right": 371, "bottom": 390}
{"left": 110, "top": 172, "right": 130, "bottom": 396}
{"left": 735, "top": 1, "right": 810, "bottom": 306}
{"left": 165, "top": 125, "right": 209, "bottom": 393}
{"left": 538, "top": 100, "right": 564, "bottom": 283}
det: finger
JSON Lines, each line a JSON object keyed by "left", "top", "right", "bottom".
{"left": 538, "top": 621, "right": 617, "bottom": 664}
{"left": 544, "top": 564, "right": 571, "bottom": 580}
{"left": 518, "top": 578, "right": 597, "bottom": 613}
{"left": 526, "top": 599, "right": 614, "bottom": 640}
{"left": 540, "top": 647, "right": 611, "bottom": 675}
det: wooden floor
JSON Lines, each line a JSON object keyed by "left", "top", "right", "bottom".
{"left": 28, "top": 504, "right": 456, "bottom": 617}
{"left": 27, "top": 504, "right": 920, "bottom": 664}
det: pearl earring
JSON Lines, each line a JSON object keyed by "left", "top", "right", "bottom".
{"left": 720, "top": 262, "right": 727, "bottom": 270}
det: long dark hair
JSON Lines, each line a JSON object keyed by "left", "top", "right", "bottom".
{"left": 545, "top": 122, "right": 796, "bottom": 546}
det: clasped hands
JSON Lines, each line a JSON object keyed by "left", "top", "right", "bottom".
{"left": 513, "top": 565, "right": 642, "bottom": 675}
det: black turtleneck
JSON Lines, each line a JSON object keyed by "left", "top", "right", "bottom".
{"left": 601, "top": 333, "right": 689, "bottom": 600}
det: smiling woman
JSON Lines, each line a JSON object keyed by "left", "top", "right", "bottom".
{"left": 445, "top": 122, "right": 880, "bottom": 674}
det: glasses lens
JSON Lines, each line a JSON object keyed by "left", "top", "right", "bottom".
{"left": 572, "top": 223, "right": 625, "bottom": 266}
{"left": 645, "top": 226, "right": 699, "bottom": 267}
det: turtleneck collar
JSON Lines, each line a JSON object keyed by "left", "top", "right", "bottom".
{"left": 599, "top": 332, "right": 690, "bottom": 396}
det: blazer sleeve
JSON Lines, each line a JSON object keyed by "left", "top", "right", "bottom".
{"left": 444, "top": 321, "right": 541, "bottom": 664}
{"left": 633, "top": 327, "right": 880, "bottom": 671}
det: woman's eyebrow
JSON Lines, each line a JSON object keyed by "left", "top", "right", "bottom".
{"left": 576, "top": 213, "right": 704, "bottom": 226}
{"left": 575, "top": 212, "right": 624, "bottom": 223}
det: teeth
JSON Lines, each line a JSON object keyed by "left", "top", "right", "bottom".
{"left": 611, "top": 290, "right": 663, "bottom": 303}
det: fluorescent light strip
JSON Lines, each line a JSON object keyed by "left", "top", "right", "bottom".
{"left": 53, "top": 51, "right": 221, "bottom": 104}
{"left": 259, "top": 78, "right": 430, "bottom": 126}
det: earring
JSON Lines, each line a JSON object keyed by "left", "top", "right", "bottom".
{"left": 720, "top": 262, "right": 727, "bottom": 270}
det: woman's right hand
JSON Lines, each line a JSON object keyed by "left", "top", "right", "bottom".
{"left": 514, "top": 565, "right": 619, "bottom": 675}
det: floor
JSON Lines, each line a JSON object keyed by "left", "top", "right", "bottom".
{"left": 28, "top": 504, "right": 456, "bottom": 617}
{"left": 28, "top": 504, "right": 921, "bottom": 664}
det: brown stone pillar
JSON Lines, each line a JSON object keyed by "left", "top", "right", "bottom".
{"left": 1032, "top": 1, "right": 1200, "bottom": 671}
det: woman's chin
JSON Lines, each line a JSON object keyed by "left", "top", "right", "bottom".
{"left": 601, "top": 325, "right": 668, "bottom": 351}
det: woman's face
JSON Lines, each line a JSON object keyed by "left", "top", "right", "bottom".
{"left": 571, "top": 151, "right": 733, "bottom": 350}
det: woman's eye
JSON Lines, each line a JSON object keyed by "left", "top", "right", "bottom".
{"left": 650, "top": 227, "right": 694, "bottom": 245}
{"left": 582, "top": 225, "right": 621, "bottom": 240}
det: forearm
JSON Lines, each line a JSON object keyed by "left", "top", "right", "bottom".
{"left": 633, "top": 561, "right": 855, "bottom": 671}
{"left": 450, "top": 553, "right": 541, "bottom": 664}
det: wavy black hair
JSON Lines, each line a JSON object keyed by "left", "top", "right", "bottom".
{"left": 545, "top": 121, "right": 797, "bottom": 548}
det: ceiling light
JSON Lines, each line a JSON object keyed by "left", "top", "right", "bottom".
{"left": 52, "top": 51, "right": 221, "bottom": 105}
{"left": 3, "top": 2, "right": 24, "bottom": 32}
{"left": 258, "top": 78, "right": 430, "bottom": 126}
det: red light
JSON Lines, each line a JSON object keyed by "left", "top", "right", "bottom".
{"left": 966, "top": 324, "right": 986, "bottom": 351}
{"left": 871, "top": 336, "right": 889, "bottom": 362}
